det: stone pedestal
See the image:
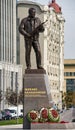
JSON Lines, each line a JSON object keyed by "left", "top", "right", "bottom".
{"left": 23, "top": 69, "right": 52, "bottom": 129}
{"left": 31, "top": 122, "right": 75, "bottom": 129}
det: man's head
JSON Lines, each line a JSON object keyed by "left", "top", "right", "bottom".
{"left": 28, "top": 8, "right": 36, "bottom": 18}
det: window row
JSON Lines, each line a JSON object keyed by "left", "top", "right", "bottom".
{"left": 64, "top": 72, "right": 75, "bottom": 76}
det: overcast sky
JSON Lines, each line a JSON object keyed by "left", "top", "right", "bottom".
{"left": 29, "top": 0, "right": 75, "bottom": 59}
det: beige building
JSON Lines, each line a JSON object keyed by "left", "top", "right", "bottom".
{"left": 17, "top": 0, "right": 65, "bottom": 109}
{"left": 64, "top": 59, "right": 75, "bottom": 105}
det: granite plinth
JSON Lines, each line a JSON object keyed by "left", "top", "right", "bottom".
{"left": 31, "top": 122, "right": 75, "bottom": 129}
{"left": 25, "top": 68, "right": 46, "bottom": 74}
{"left": 23, "top": 69, "right": 52, "bottom": 129}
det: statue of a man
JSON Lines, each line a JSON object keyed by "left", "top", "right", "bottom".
{"left": 19, "top": 8, "right": 45, "bottom": 69}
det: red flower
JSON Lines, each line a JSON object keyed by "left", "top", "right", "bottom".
{"left": 60, "top": 121, "right": 69, "bottom": 123}
{"left": 41, "top": 109, "right": 48, "bottom": 119}
{"left": 30, "top": 112, "right": 37, "bottom": 120}
{"left": 48, "top": 108, "right": 60, "bottom": 122}
{"left": 51, "top": 110, "right": 58, "bottom": 118}
{"left": 27, "top": 110, "right": 38, "bottom": 122}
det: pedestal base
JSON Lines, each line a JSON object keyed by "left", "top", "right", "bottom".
{"left": 23, "top": 69, "right": 52, "bottom": 129}
{"left": 31, "top": 123, "right": 75, "bottom": 129}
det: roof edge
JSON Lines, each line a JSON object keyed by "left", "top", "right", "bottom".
{"left": 17, "top": 0, "right": 44, "bottom": 12}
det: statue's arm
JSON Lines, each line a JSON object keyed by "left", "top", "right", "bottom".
{"left": 19, "top": 19, "right": 31, "bottom": 37}
{"left": 37, "top": 18, "right": 45, "bottom": 32}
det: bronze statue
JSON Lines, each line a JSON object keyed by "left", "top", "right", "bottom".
{"left": 19, "top": 8, "right": 45, "bottom": 69}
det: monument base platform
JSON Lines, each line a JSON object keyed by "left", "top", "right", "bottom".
{"left": 23, "top": 69, "right": 52, "bottom": 129}
{"left": 31, "top": 122, "right": 75, "bottom": 129}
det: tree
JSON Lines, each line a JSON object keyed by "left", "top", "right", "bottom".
{"left": 5, "top": 88, "right": 24, "bottom": 106}
{"left": 18, "top": 89, "right": 23, "bottom": 104}
{"left": 6, "top": 88, "right": 18, "bottom": 106}
{"left": 0, "top": 90, "right": 2, "bottom": 102}
{"left": 0, "top": 89, "right": 3, "bottom": 110}
{"left": 62, "top": 91, "right": 73, "bottom": 108}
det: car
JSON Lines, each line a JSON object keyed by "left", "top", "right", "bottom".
{"left": 8, "top": 109, "right": 17, "bottom": 119}
{"left": 19, "top": 109, "right": 23, "bottom": 118}
{"left": 1, "top": 111, "right": 12, "bottom": 120}
{"left": 8, "top": 105, "right": 23, "bottom": 117}
{"left": 4, "top": 109, "right": 17, "bottom": 119}
{"left": 0, "top": 112, "right": 2, "bottom": 120}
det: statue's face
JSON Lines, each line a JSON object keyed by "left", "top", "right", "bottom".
{"left": 52, "top": 0, "right": 55, "bottom": 3}
{"left": 29, "top": 8, "right": 36, "bottom": 18}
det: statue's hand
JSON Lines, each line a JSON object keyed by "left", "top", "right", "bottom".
{"left": 30, "top": 29, "right": 39, "bottom": 36}
{"left": 34, "top": 29, "right": 39, "bottom": 34}
{"left": 25, "top": 32, "right": 31, "bottom": 38}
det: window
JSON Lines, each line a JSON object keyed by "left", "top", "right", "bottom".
{"left": 11, "top": 72, "right": 13, "bottom": 90}
{"left": 16, "top": 18, "right": 20, "bottom": 64}
{"left": 66, "top": 79, "right": 75, "bottom": 92}
{"left": 15, "top": 72, "right": 18, "bottom": 92}
{"left": 64, "top": 72, "right": 75, "bottom": 76}
{"left": 0, "top": 70, "right": 2, "bottom": 89}
{"left": 21, "top": 109, "right": 23, "bottom": 112}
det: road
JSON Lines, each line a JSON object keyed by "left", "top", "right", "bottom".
{"left": 60, "top": 108, "right": 75, "bottom": 122}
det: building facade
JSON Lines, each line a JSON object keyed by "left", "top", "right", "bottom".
{"left": 0, "top": 0, "right": 22, "bottom": 110}
{"left": 0, "top": 0, "right": 17, "bottom": 63}
{"left": 64, "top": 59, "right": 75, "bottom": 106}
{"left": 17, "top": 0, "right": 65, "bottom": 109}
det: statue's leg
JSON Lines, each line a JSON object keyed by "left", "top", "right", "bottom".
{"left": 25, "top": 40, "right": 32, "bottom": 69}
{"left": 32, "top": 41, "right": 43, "bottom": 69}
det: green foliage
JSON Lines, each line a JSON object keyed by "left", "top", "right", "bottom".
{"left": 62, "top": 91, "right": 73, "bottom": 108}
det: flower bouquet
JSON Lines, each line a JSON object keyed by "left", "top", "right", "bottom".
{"left": 27, "top": 107, "right": 60, "bottom": 123}
{"left": 48, "top": 108, "right": 60, "bottom": 122}
{"left": 27, "top": 110, "right": 38, "bottom": 122}
{"left": 39, "top": 107, "right": 48, "bottom": 122}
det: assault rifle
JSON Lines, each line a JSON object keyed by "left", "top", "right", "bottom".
{"left": 30, "top": 19, "right": 48, "bottom": 36}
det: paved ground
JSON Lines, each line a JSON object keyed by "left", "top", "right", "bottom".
{"left": 0, "top": 124, "right": 23, "bottom": 130}
{"left": 0, "top": 124, "right": 75, "bottom": 130}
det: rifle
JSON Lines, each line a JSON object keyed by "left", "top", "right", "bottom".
{"left": 30, "top": 19, "right": 48, "bottom": 36}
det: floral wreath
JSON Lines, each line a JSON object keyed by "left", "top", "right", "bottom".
{"left": 27, "top": 110, "right": 38, "bottom": 122}
{"left": 27, "top": 107, "right": 60, "bottom": 123}
{"left": 48, "top": 108, "right": 60, "bottom": 122}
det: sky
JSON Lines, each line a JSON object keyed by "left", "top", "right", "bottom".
{"left": 28, "top": 0, "right": 75, "bottom": 59}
